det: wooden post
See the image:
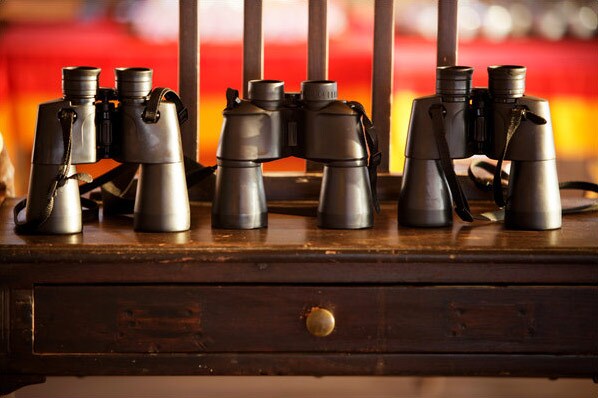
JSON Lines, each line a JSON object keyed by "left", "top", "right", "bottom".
{"left": 307, "top": 0, "right": 328, "bottom": 81}
{"left": 372, "top": 0, "right": 395, "bottom": 173}
{"left": 306, "top": 0, "right": 328, "bottom": 172}
{"left": 243, "top": 0, "right": 264, "bottom": 98}
{"left": 437, "top": 0, "right": 459, "bottom": 66}
{"left": 178, "top": 0, "right": 200, "bottom": 161}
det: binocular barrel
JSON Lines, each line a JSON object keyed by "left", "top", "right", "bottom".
{"left": 23, "top": 66, "right": 190, "bottom": 234}
{"left": 436, "top": 66, "right": 473, "bottom": 98}
{"left": 115, "top": 67, "right": 153, "bottom": 99}
{"left": 212, "top": 79, "right": 375, "bottom": 230}
{"left": 399, "top": 64, "right": 561, "bottom": 230}
{"left": 488, "top": 65, "right": 526, "bottom": 99}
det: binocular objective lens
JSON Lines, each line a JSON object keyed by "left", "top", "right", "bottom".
{"left": 62, "top": 66, "right": 101, "bottom": 99}
{"left": 435, "top": 66, "right": 473, "bottom": 98}
{"left": 488, "top": 65, "right": 526, "bottom": 99}
{"left": 115, "top": 67, "right": 153, "bottom": 98}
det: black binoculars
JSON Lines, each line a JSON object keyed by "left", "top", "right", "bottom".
{"left": 212, "top": 79, "right": 381, "bottom": 229}
{"left": 399, "top": 65, "right": 561, "bottom": 230}
{"left": 20, "top": 66, "right": 190, "bottom": 234}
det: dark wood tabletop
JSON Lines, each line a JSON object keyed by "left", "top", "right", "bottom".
{"left": 1, "top": 198, "right": 597, "bottom": 284}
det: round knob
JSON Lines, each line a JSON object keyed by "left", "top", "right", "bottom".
{"left": 305, "top": 307, "right": 335, "bottom": 337}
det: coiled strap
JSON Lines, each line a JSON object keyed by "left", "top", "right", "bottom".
{"left": 13, "top": 109, "right": 93, "bottom": 234}
{"left": 347, "top": 101, "right": 382, "bottom": 214}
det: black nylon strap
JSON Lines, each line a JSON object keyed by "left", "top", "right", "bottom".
{"left": 79, "top": 163, "right": 139, "bottom": 195}
{"left": 347, "top": 101, "right": 381, "bottom": 214}
{"left": 76, "top": 157, "right": 216, "bottom": 218}
{"left": 143, "top": 87, "right": 189, "bottom": 124}
{"left": 559, "top": 181, "right": 598, "bottom": 214}
{"left": 429, "top": 103, "right": 474, "bottom": 222}
{"left": 226, "top": 88, "right": 241, "bottom": 109}
{"left": 468, "top": 163, "right": 598, "bottom": 218}
{"left": 468, "top": 160, "right": 509, "bottom": 192}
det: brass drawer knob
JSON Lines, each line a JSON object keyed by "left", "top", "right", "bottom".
{"left": 306, "top": 307, "right": 335, "bottom": 337}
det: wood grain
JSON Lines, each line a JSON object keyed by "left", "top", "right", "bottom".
{"left": 33, "top": 286, "right": 597, "bottom": 354}
{"left": 243, "top": 0, "right": 263, "bottom": 98}
{"left": 306, "top": 0, "right": 328, "bottom": 173}
{"left": 437, "top": 0, "right": 459, "bottom": 66}
{"left": 1, "top": 199, "right": 597, "bottom": 285}
{"left": 372, "top": 0, "right": 395, "bottom": 172}
{"left": 7, "top": 353, "right": 598, "bottom": 378}
{"left": 178, "top": 0, "right": 200, "bottom": 161}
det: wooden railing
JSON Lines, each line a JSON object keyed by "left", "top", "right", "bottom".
{"left": 178, "top": 0, "right": 461, "bottom": 200}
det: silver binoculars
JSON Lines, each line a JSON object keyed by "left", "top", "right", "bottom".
{"left": 21, "top": 66, "right": 190, "bottom": 234}
{"left": 399, "top": 65, "right": 561, "bottom": 230}
{"left": 212, "top": 79, "right": 381, "bottom": 230}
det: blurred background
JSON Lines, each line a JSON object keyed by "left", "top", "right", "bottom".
{"left": 1, "top": 1, "right": 597, "bottom": 396}
{"left": 0, "top": 0, "right": 597, "bottom": 196}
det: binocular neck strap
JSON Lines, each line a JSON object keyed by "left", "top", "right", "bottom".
{"left": 347, "top": 101, "right": 381, "bottom": 214}
{"left": 429, "top": 103, "right": 474, "bottom": 222}
{"left": 14, "top": 108, "right": 93, "bottom": 234}
{"left": 143, "top": 87, "right": 189, "bottom": 125}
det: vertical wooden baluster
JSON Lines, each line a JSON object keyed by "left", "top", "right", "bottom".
{"left": 243, "top": 0, "right": 264, "bottom": 98}
{"left": 372, "top": 0, "right": 395, "bottom": 173}
{"left": 308, "top": 0, "right": 328, "bottom": 81}
{"left": 306, "top": 0, "right": 328, "bottom": 172}
{"left": 437, "top": 0, "right": 459, "bottom": 66}
{"left": 178, "top": 0, "right": 200, "bottom": 161}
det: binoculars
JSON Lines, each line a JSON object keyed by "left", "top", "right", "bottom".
{"left": 22, "top": 66, "right": 190, "bottom": 234}
{"left": 212, "top": 79, "right": 380, "bottom": 229}
{"left": 399, "top": 65, "right": 561, "bottom": 230}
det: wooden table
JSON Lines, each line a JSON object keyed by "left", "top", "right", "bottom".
{"left": 1, "top": 197, "right": 597, "bottom": 394}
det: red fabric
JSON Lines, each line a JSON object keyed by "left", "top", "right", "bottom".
{"left": 1, "top": 20, "right": 596, "bottom": 99}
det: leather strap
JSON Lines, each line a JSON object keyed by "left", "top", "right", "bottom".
{"left": 14, "top": 108, "right": 92, "bottom": 233}
{"left": 468, "top": 161, "right": 598, "bottom": 219}
{"left": 347, "top": 101, "right": 382, "bottom": 214}
{"left": 143, "top": 87, "right": 189, "bottom": 124}
{"left": 429, "top": 103, "right": 474, "bottom": 222}
{"left": 226, "top": 88, "right": 242, "bottom": 109}
{"left": 493, "top": 106, "right": 546, "bottom": 207}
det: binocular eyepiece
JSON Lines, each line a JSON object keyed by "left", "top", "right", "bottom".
{"left": 435, "top": 65, "right": 526, "bottom": 100}
{"left": 436, "top": 66, "right": 473, "bottom": 98}
{"left": 20, "top": 66, "right": 190, "bottom": 234}
{"left": 487, "top": 65, "right": 526, "bottom": 99}
{"left": 62, "top": 66, "right": 101, "bottom": 99}
{"left": 115, "top": 67, "right": 153, "bottom": 99}
{"left": 399, "top": 64, "right": 561, "bottom": 230}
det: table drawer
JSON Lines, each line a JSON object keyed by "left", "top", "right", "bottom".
{"left": 33, "top": 285, "right": 597, "bottom": 354}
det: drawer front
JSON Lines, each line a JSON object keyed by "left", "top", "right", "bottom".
{"left": 33, "top": 285, "right": 597, "bottom": 354}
